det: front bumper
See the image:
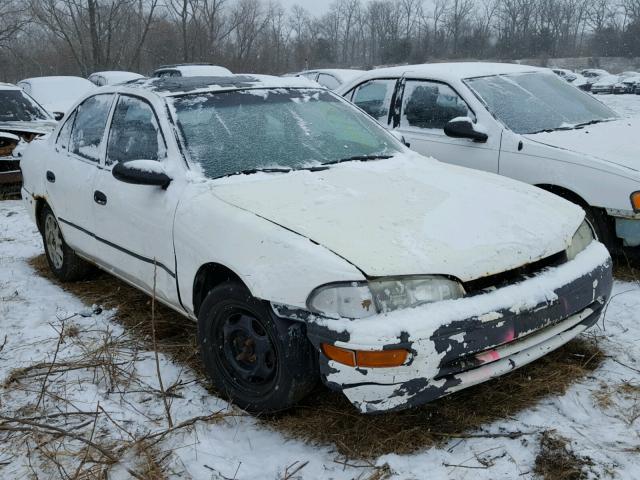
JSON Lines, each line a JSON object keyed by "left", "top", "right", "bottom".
{"left": 298, "top": 242, "right": 612, "bottom": 413}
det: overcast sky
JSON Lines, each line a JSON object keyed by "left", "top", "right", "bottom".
{"left": 277, "top": 0, "right": 334, "bottom": 16}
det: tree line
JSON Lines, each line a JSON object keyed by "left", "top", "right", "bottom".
{"left": 2, "top": 0, "right": 640, "bottom": 82}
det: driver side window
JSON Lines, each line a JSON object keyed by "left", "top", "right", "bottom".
{"left": 106, "top": 96, "right": 166, "bottom": 166}
{"left": 400, "top": 80, "right": 471, "bottom": 131}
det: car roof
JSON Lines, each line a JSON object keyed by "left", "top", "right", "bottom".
{"left": 90, "top": 71, "right": 144, "bottom": 79}
{"left": 0, "top": 82, "right": 20, "bottom": 90}
{"left": 18, "top": 76, "right": 95, "bottom": 86}
{"left": 114, "top": 74, "right": 322, "bottom": 97}
{"left": 342, "top": 62, "right": 544, "bottom": 83}
{"left": 153, "top": 65, "right": 233, "bottom": 76}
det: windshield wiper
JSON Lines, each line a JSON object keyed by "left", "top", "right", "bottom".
{"left": 214, "top": 167, "right": 292, "bottom": 179}
{"left": 572, "top": 119, "right": 610, "bottom": 128}
{"left": 213, "top": 165, "right": 330, "bottom": 180}
{"left": 323, "top": 155, "right": 393, "bottom": 166}
{"left": 529, "top": 119, "right": 611, "bottom": 135}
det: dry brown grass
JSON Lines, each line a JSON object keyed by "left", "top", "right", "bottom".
{"left": 533, "top": 430, "right": 594, "bottom": 480}
{"left": 28, "top": 254, "right": 606, "bottom": 459}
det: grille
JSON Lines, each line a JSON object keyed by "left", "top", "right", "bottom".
{"left": 463, "top": 250, "right": 567, "bottom": 294}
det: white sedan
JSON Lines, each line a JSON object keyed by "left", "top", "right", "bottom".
{"left": 18, "top": 76, "right": 97, "bottom": 120}
{"left": 88, "top": 71, "right": 144, "bottom": 86}
{"left": 20, "top": 75, "right": 612, "bottom": 413}
{"left": 337, "top": 63, "right": 640, "bottom": 256}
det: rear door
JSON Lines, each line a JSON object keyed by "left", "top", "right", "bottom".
{"left": 90, "top": 94, "right": 182, "bottom": 305}
{"left": 394, "top": 79, "right": 500, "bottom": 172}
{"left": 45, "top": 94, "right": 115, "bottom": 257}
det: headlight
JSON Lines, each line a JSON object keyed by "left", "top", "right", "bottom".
{"left": 307, "top": 276, "right": 465, "bottom": 319}
{"left": 566, "top": 219, "right": 594, "bottom": 261}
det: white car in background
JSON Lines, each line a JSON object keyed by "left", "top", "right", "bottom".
{"left": 293, "top": 69, "right": 367, "bottom": 90}
{"left": 551, "top": 68, "right": 588, "bottom": 90}
{"left": 337, "top": 63, "right": 640, "bottom": 255}
{"left": 88, "top": 71, "right": 144, "bottom": 86}
{"left": 152, "top": 64, "right": 232, "bottom": 78}
{"left": 18, "top": 76, "right": 96, "bottom": 120}
{"left": 19, "top": 75, "right": 612, "bottom": 414}
{"left": 591, "top": 74, "right": 620, "bottom": 94}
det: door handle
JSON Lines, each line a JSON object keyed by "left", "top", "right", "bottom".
{"left": 46, "top": 171, "right": 55, "bottom": 183}
{"left": 94, "top": 190, "right": 107, "bottom": 205}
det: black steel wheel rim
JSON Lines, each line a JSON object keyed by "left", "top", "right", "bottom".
{"left": 216, "top": 307, "right": 278, "bottom": 391}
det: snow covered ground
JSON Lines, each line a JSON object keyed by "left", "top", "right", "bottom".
{"left": 1, "top": 93, "right": 639, "bottom": 479}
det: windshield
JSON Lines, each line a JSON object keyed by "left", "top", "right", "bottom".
{"left": 0, "top": 89, "right": 51, "bottom": 122}
{"left": 169, "top": 88, "right": 401, "bottom": 178}
{"left": 465, "top": 72, "right": 618, "bottom": 134}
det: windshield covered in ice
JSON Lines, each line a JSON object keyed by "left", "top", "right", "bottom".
{"left": 0, "top": 89, "right": 51, "bottom": 122}
{"left": 169, "top": 88, "right": 401, "bottom": 178}
{"left": 464, "top": 72, "right": 618, "bottom": 134}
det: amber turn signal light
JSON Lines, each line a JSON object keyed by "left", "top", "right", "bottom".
{"left": 632, "top": 191, "right": 640, "bottom": 213}
{"left": 321, "top": 343, "right": 408, "bottom": 368}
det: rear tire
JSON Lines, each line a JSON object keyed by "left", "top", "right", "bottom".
{"left": 40, "top": 204, "right": 94, "bottom": 281}
{"left": 197, "top": 281, "right": 318, "bottom": 413}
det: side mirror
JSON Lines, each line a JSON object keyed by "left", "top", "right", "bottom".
{"left": 444, "top": 117, "right": 488, "bottom": 143}
{"left": 390, "top": 130, "right": 411, "bottom": 147}
{"left": 112, "top": 160, "right": 172, "bottom": 189}
{"left": 53, "top": 112, "right": 65, "bottom": 121}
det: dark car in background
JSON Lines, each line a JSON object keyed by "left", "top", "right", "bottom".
{"left": 0, "top": 83, "right": 57, "bottom": 196}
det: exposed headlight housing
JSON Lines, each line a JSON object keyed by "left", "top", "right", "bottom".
{"left": 307, "top": 276, "right": 465, "bottom": 319}
{"left": 566, "top": 219, "right": 594, "bottom": 261}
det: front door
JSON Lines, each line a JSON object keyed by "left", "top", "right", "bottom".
{"left": 45, "top": 94, "right": 115, "bottom": 256}
{"left": 91, "top": 94, "right": 181, "bottom": 305}
{"left": 394, "top": 79, "right": 500, "bottom": 173}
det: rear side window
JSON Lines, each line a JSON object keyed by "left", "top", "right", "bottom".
{"left": 351, "top": 79, "right": 396, "bottom": 123}
{"left": 106, "top": 96, "right": 166, "bottom": 165}
{"left": 400, "top": 80, "right": 470, "bottom": 131}
{"left": 70, "top": 94, "right": 114, "bottom": 162}
{"left": 317, "top": 73, "right": 340, "bottom": 90}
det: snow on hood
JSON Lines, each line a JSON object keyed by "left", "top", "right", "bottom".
{"left": 210, "top": 154, "right": 583, "bottom": 282}
{"left": 524, "top": 118, "right": 640, "bottom": 172}
{"left": 0, "top": 120, "right": 57, "bottom": 136}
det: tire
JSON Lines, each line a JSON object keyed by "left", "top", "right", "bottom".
{"left": 197, "top": 281, "right": 318, "bottom": 413}
{"left": 40, "top": 204, "right": 94, "bottom": 281}
{"left": 583, "top": 205, "right": 617, "bottom": 251}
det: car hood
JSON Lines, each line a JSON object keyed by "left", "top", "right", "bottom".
{"left": 210, "top": 154, "right": 583, "bottom": 281}
{"left": 0, "top": 120, "right": 57, "bottom": 136}
{"left": 524, "top": 119, "right": 639, "bottom": 172}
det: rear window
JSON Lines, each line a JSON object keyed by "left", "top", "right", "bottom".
{"left": 0, "top": 90, "right": 50, "bottom": 122}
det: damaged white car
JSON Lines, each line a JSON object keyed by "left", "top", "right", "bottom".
{"left": 20, "top": 75, "right": 613, "bottom": 414}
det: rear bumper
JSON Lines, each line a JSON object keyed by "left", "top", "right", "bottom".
{"left": 300, "top": 242, "right": 612, "bottom": 413}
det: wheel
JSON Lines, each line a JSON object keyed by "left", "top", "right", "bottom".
{"left": 40, "top": 204, "right": 94, "bottom": 281}
{"left": 197, "top": 281, "right": 318, "bottom": 413}
{"left": 583, "top": 205, "right": 617, "bottom": 251}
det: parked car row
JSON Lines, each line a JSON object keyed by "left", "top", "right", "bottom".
{"left": 16, "top": 67, "right": 632, "bottom": 414}
{"left": 553, "top": 67, "right": 640, "bottom": 94}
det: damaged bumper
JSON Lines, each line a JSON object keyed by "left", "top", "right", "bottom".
{"left": 298, "top": 242, "right": 613, "bottom": 413}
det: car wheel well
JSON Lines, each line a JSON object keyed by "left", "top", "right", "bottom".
{"left": 535, "top": 184, "right": 590, "bottom": 209}
{"left": 34, "top": 197, "right": 48, "bottom": 233}
{"left": 192, "top": 263, "right": 246, "bottom": 316}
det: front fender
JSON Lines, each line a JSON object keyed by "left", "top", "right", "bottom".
{"left": 174, "top": 185, "right": 365, "bottom": 316}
